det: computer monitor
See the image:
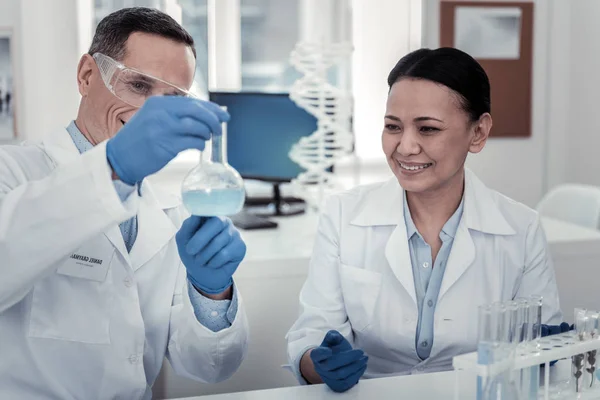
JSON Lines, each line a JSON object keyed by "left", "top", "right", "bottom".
{"left": 209, "top": 91, "right": 319, "bottom": 219}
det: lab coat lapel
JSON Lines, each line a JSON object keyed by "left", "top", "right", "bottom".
{"left": 103, "top": 226, "right": 130, "bottom": 265}
{"left": 41, "top": 129, "right": 180, "bottom": 271}
{"left": 350, "top": 178, "right": 417, "bottom": 305}
{"left": 385, "top": 223, "right": 418, "bottom": 305}
{"left": 129, "top": 181, "right": 179, "bottom": 271}
{"left": 41, "top": 129, "right": 132, "bottom": 263}
{"left": 437, "top": 219, "right": 475, "bottom": 301}
{"left": 41, "top": 128, "right": 82, "bottom": 165}
{"left": 437, "top": 169, "right": 516, "bottom": 301}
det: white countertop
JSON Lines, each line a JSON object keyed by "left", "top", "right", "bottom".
{"left": 175, "top": 361, "right": 574, "bottom": 400}
{"left": 239, "top": 212, "right": 319, "bottom": 263}
{"left": 180, "top": 370, "right": 471, "bottom": 400}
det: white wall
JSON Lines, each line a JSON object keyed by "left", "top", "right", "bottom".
{"left": 351, "top": 0, "right": 421, "bottom": 164}
{"left": 420, "top": 0, "right": 572, "bottom": 207}
{"left": 565, "top": 1, "right": 600, "bottom": 187}
{"left": 352, "top": 0, "right": 571, "bottom": 207}
{"left": 19, "top": 0, "right": 93, "bottom": 141}
{"left": 543, "top": 0, "right": 571, "bottom": 192}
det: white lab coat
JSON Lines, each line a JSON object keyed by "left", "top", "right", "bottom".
{"left": 0, "top": 128, "right": 249, "bottom": 399}
{"left": 286, "top": 169, "right": 562, "bottom": 380}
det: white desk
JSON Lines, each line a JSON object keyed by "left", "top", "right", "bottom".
{"left": 182, "top": 372, "right": 470, "bottom": 400}
{"left": 541, "top": 217, "right": 600, "bottom": 319}
{"left": 174, "top": 361, "right": 574, "bottom": 400}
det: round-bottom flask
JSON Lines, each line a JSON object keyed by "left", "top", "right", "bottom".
{"left": 181, "top": 117, "right": 245, "bottom": 217}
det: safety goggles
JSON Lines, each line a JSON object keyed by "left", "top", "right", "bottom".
{"left": 92, "top": 52, "right": 195, "bottom": 108}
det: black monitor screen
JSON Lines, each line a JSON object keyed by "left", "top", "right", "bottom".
{"left": 209, "top": 91, "right": 318, "bottom": 182}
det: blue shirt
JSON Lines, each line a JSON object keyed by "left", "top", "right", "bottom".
{"left": 66, "top": 121, "right": 236, "bottom": 332}
{"left": 403, "top": 192, "right": 464, "bottom": 360}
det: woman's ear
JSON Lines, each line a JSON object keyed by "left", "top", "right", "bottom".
{"left": 469, "top": 113, "right": 492, "bottom": 154}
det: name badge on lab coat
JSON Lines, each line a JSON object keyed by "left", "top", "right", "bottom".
{"left": 56, "top": 238, "right": 115, "bottom": 282}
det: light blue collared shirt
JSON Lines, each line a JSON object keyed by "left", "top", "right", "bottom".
{"left": 66, "top": 121, "right": 236, "bottom": 331}
{"left": 403, "top": 192, "right": 464, "bottom": 360}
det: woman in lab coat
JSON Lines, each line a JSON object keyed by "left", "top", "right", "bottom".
{"left": 286, "top": 47, "right": 565, "bottom": 392}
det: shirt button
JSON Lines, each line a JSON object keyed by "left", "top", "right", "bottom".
{"left": 129, "top": 354, "right": 139, "bottom": 364}
{"left": 211, "top": 311, "right": 219, "bottom": 317}
{"left": 427, "top": 300, "right": 434, "bottom": 307}
{"left": 421, "top": 341, "right": 428, "bottom": 347}
{"left": 422, "top": 262, "right": 429, "bottom": 268}
{"left": 123, "top": 278, "right": 132, "bottom": 287}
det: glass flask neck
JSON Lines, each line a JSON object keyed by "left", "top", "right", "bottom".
{"left": 209, "top": 118, "right": 227, "bottom": 164}
{"left": 211, "top": 133, "right": 226, "bottom": 164}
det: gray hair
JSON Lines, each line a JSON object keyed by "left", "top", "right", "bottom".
{"left": 88, "top": 7, "right": 196, "bottom": 61}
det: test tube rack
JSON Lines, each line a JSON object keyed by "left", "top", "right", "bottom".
{"left": 452, "top": 332, "right": 600, "bottom": 400}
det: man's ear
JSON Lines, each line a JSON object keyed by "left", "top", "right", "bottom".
{"left": 77, "top": 54, "right": 95, "bottom": 97}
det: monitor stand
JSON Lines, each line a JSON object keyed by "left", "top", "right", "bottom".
{"left": 230, "top": 183, "right": 306, "bottom": 230}
{"left": 245, "top": 183, "right": 306, "bottom": 217}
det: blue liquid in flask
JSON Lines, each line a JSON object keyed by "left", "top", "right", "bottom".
{"left": 180, "top": 116, "right": 245, "bottom": 217}
{"left": 182, "top": 188, "right": 245, "bottom": 216}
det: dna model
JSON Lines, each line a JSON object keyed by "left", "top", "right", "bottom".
{"left": 288, "top": 37, "right": 354, "bottom": 209}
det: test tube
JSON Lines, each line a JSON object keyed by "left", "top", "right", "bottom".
{"left": 529, "top": 295, "right": 543, "bottom": 351}
{"left": 516, "top": 298, "right": 530, "bottom": 349}
{"left": 585, "top": 311, "right": 599, "bottom": 391}
{"left": 492, "top": 302, "right": 509, "bottom": 358}
{"left": 477, "top": 304, "right": 494, "bottom": 400}
{"left": 527, "top": 297, "right": 542, "bottom": 399}
{"left": 575, "top": 308, "right": 588, "bottom": 339}
{"left": 481, "top": 303, "right": 519, "bottom": 400}
{"left": 505, "top": 301, "right": 521, "bottom": 396}
{"left": 506, "top": 301, "right": 520, "bottom": 347}
{"left": 573, "top": 308, "right": 589, "bottom": 394}
{"left": 514, "top": 299, "right": 530, "bottom": 399}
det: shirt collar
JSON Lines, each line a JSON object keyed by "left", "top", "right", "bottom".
{"left": 66, "top": 120, "right": 93, "bottom": 154}
{"left": 403, "top": 191, "right": 465, "bottom": 240}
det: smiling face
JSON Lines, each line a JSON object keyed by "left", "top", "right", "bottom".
{"left": 382, "top": 78, "right": 492, "bottom": 195}
{"left": 75, "top": 32, "right": 196, "bottom": 145}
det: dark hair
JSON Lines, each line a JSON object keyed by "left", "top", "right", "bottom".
{"left": 387, "top": 47, "right": 490, "bottom": 121}
{"left": 88, "top": 7, "right": 196, "bottom": 61}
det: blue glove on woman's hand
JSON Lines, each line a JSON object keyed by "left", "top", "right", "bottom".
{"left": 541, "top": 322, "right": 573, "bottom": 337}
{"left": 176, "top": 216, "right": 246, "bottom": 294}
{"left": 310, "top": 330, "right": 368, "bottom": 393}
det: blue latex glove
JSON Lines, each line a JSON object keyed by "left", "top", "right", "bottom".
{"left": 106, "top": 96, "right": 229, "bottom": 185}
{"left": 176, "top": 216, "right": 246, "bottom": 294}
{"left": 541, "top": 322, "right": 573, "bottom": 366}
{"left": 541, "top": 322, "right": 573, "bottom": 337}
{"left": 310, "top": 330, "right": 368, "bottom": 393}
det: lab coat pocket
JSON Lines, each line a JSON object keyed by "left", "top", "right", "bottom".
{"left": 28, "top": 243, "right": 115, "bottom": 344}
{"left": 339, "top": 264, "right": 382, "bottom": 332}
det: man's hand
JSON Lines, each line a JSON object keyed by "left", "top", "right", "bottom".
{"left": 176, "top": 216, "right": 246, "bottom": 296}
{"left": 106, "top": 96, "right": 229, "bottom": 185}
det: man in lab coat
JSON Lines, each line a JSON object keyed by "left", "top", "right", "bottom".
{"left": 0, "top": 7, "right": 249, "bottom": 399}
